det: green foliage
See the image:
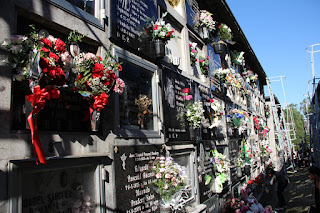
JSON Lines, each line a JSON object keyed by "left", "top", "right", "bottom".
{"left": 284, "top": 105, "right": 309, "bottom": 148}
{"left": 300, "top": 97, "right": 312, "bottom": 117}
{"left": 67, "top": 30, "right": 86, "bottom": 44}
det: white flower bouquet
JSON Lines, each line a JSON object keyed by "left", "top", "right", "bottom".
{"left": 186, "top": 101, "right": 206, "bottom": 128}
{"left": 193, "top": 10, "right": 216, "bottom": 32}
{"left": 151, "top": 156, "right": 187, "bottom": 203}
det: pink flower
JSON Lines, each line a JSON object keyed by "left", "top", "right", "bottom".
{"left": 191, "top": 49, "right": 197, "bottom": 53}
{"left": 61, "top": 51, "right": 71, "bottom": 64}
{"left": 164, "top": 185, "right": 169, "bottom": 189}
{"left": 185, "top": 95, "right": 193, "bottom": 101}
{"left": 85, "top": 52, "right": 96, "bottom": 60}
{"left": 156, "top": 173, "right": 161, "bottom": 179}
{"left": 165, "top": 173, "right": 171, "bottom": 179}
{"left": 114, "top": 78, "right": 125, "bottom": 94}
{"left": 206, "top": 55, "right": 210, "bottom": 60}
{"left": 199, "top": 59, "right": 204, "bottom": 63}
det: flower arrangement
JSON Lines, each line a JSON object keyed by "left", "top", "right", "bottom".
{"left": 264, "top": 104, "right": 270, "bottom": 118}
{"left": 231, "top": 50, "right": 245, "bottom": 66}
{"left": 134, "top": 94, "right": 153, "bottom": 129}
{"left": 217, "top": 23, "right": 233, "bottom": 42}
{"left": 213, "top": 67, "right": 235, "bottom": 84}
{"left": 2, "top": 26, "right": 125, "bottom": 164}
{"left": 224, "top": 198, "right": 249, "bottom": 213}
{"left": 261, "top": 126, "right": 269, "bottom": 139}
{"left": 227, "top": 109, "right": 248, "bottom": 128}
{"left": 234, "top": 73, "right": 247, "bottom": 92}
{"left": 242, "top": 69, "right": 258, "bottom": 88}
{"left": 150, "top": 156, "right": 187, "bottom": 203}
{"left": 73, "top": 46, "right": 125, "bottom": 111}
{"left": 240, "top": 139, "right": 253, "bottom": 165}
{"left": 189, "top": 42, "right": 198, "bottom": 66}
{"left": 205, "top": 150, "right": 229, "bottom": 193}
{"left": 253, "top": 116, "right": 260, "bottom": 130}
{"left": 182, "top": 88, "right": 206, "bottom": 130}
{"left": 2, "top": 26, "right": 71, "bottom": 84}
{"left": 193, "top": 10, "right": 216, "bottom": 32}
{"left": 261, "top": 145, "right": 272, "bottom": 157}
{"left": 208, "top": 99, "right": 223, "bottom": 128}
{"left": 151, "top": 13, "right": 176, "bottom": 42}
{"left": 199, "top": 55, "right": 209, "bottom": 76}
{"left": 166, "top": 0, "right": 180, "bottom": 7}
{"left": 186, "top": 101, "right": 206, "bottom": 128}
{"left": 224, "top": 173, "right": 274, "bottom": 213}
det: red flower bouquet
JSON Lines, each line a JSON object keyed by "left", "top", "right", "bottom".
{"left": 73, "top": 47, "right": 125, "bottom": 111}
{"left": 38, "top": 35, "right": 71, "bottom": 86}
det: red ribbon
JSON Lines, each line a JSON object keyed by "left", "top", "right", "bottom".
{"left": 82, "top": 92, "right": 109, "bottom": 122}
{"left": 26, "top": 85, "right": 60, "bottom": 164}
{"left": 92, "top": 92, "right": 109, "bottom": 111}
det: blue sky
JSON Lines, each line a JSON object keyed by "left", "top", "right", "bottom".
{"left": 226, "top": 0, "right": 320, "bottom": 108}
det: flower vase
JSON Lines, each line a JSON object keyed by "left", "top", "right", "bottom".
{"left": 91, "top": 110, "right": 101, "bottom": 131}
{"left": 200, "top": 74, "right": 207, "bottom": 83}
{"left": 244, "top": 165, "right": 251, "bottom": 176}
{"left": 213, "top": 43, "right": 225, "bottom": 54}
{"left": 199, "top": 26, "right": 209, "bottom": 40}
{"left": 236, "top": 167, "right": 242, "bottom": 178}
{"left": 154, "top": 39, "right": 165, "bottom": 58}
{"left": 189, "top": 127, "right": 196, "bottom": 140}
{"left": 69, "top": 42, "right": 80, "bottom": 57}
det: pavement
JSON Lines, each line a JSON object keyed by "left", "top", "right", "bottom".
{"left": 281, "top": 166, "right": 314, "bottom": 213}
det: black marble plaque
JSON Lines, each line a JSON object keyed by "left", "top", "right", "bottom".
{"left": 197, "top": 141, "right": 216, "bottom": 203}
{"left": 114, "top": 145, "right": 163, "bottom": 213}
{"left": 110, "top": 0, "right": 158, "bottom": 58}
{"left": 197, "top": 83, "right": 213, "bottom": 140}
{"left": 185, "top": 0, "right": 196, "bottom": 29}
{"left": 207, "top": 45, "right": 224, "bottom": 98}
{"left": 161, "top": 67, "right": 193, "bottom": 142}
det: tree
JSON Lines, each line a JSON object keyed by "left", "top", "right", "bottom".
{"left": 284, "top": 104, "right": 309, "bottom": 150}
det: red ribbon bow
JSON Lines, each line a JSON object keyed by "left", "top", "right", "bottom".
{"left": 91, "top": 92, "right": 109, "bottom": 112}
{"left": 26, "top": 85, "right": 60, "bottom": 164}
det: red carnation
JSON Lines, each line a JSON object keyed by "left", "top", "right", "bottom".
{"left": 210, "top": 99, "right": 214, "bottom": 103}
{"left": 97, "top": 56, "right": 103, "bottom": 61}
{"left": 54, "top": 38, "right": 66, "bottom": 52}
{"left": 39, "top": 57, "right": 51, "bottom": 69}
{"left": 153, "top": 25, "right": 159, "bottom": 31}
{"left": 49, "top": 52, "right": 60, "bottom": 63}
{"left": 41, "top": 47, "right": 50, "bottom": 53}
{"left": 182, "top": 88, "right": 190, "bottom": 94}
{"left": 41, "top": 38, "right": 52, "bottom": 48}
{"left": 92, "top": 63, "right": 105, "bottom": 79}
{"left": 115, "top": 63, "right": 122, "bottom": 71}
